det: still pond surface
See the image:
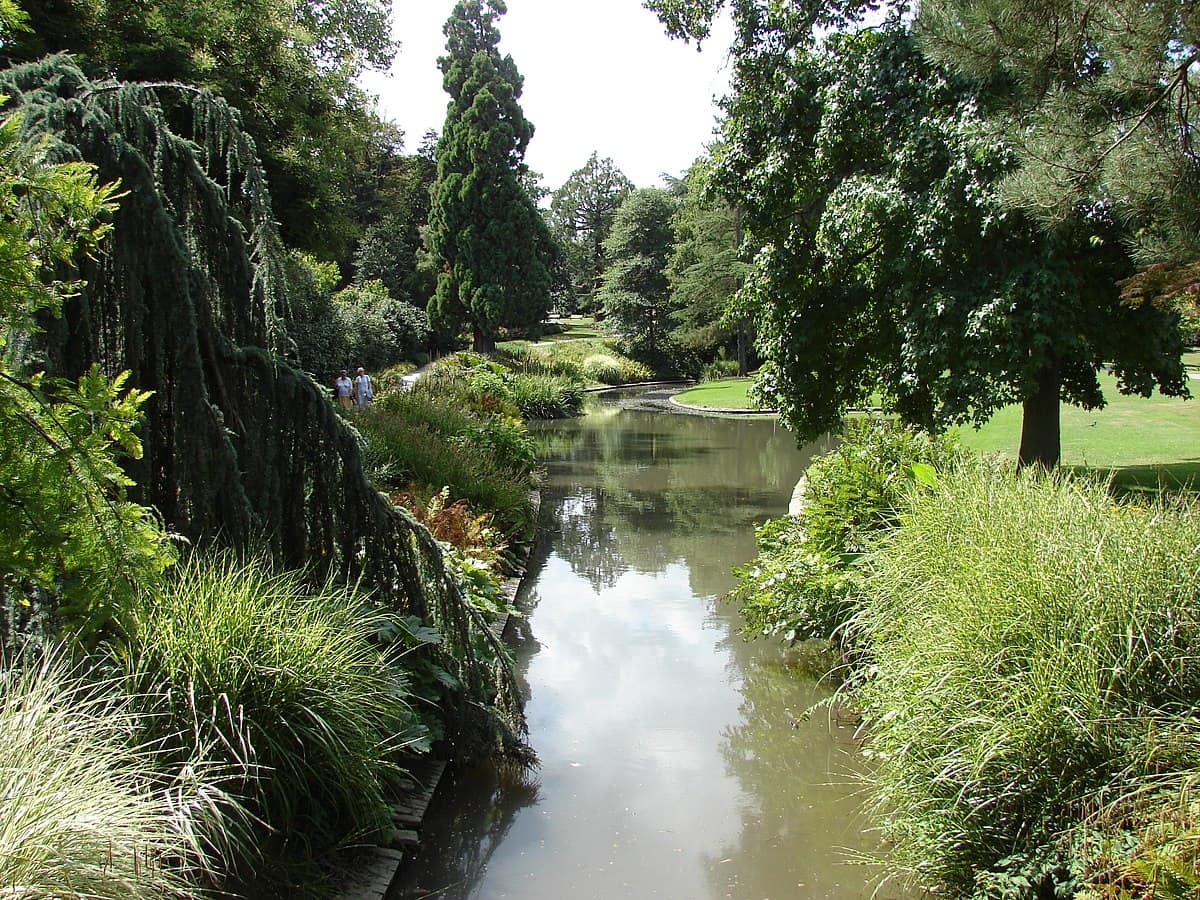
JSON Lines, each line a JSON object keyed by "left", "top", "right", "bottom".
{"left": 395, "top": 391, "right": 903, "bottom": 899}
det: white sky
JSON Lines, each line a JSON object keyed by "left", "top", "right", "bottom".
{"left": 360, "top": 0, "right": 735, "bottom": 191}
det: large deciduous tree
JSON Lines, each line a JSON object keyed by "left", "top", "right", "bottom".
{"left": 425, "top": 0, "right": 553, "bottom": 353}
{"left": 598, "top": 187, "right": 679, "bottom": 367}
{"left": 549, "top": 152, "right": 634, "bottom": 312}
{"left": 649, "top": 2, "right": 1186, "bottom": 467}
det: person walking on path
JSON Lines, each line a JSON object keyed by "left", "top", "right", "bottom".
{"left": 353, "top": 366, "right": 374, "bottom": 408}
{"left": 334, "top": 370, "right": 354, "bottom": 409}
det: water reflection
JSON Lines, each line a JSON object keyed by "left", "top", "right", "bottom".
{"left": 395, "top": 394, "right": 903, "bottom": 899}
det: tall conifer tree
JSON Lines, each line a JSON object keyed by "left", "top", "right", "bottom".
{"left": 426, "top": 0, "right": 553, "bottom": 352}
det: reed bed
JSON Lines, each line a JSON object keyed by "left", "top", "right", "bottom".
{"left": 853, "top": 459, "right": 1200, "bottom": 896}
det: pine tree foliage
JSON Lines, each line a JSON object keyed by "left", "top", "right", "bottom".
{"left": 917, "top": 0, "right": 1200, "bottom": 266}
{"left": 426, "top": 0, "right": 554, "bottom": 352}
{"left": 3, "top": 55, "right": 525, "bottom": 756}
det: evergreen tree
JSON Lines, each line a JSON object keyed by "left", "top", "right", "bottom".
{"left": 425, "top": 0, "right": 554, "bottom": 353}
{"left": 599, "top": 187, "right": 680, "bottom": 368}
{"left": 666, "top": 155, "right": 752, "bottom": 373}
{"left": 549, "top": 152, "right": 634, "bottom": 312}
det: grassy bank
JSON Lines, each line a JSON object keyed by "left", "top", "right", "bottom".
{"left": 953, "top": 371, "right": 1200, "bottom": 488}
{"left": 733, "top": 421, "right": 1200, "bottom": 898}
{"left": 673, "top": 378, "right": 760, "bottom": 410}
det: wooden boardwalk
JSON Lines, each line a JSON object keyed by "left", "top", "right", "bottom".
{"left": 330, "top": 758, "right": 448, "bottom": 900}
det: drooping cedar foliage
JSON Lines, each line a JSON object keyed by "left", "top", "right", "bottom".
{"left": 2, "top": 55, "right": 525, "bottom": 757}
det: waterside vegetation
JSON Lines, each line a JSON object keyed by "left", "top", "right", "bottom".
{"left": 733, "top": 420, "right": 1200, "bottom": 898}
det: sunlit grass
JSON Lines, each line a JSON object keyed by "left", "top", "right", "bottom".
{"left": 953, "top": 371, "right": 1200, "bottom": 488}
{"left": 855, "top": 460, "right": 1200, "bottom": 894}
{"left": 0, "top": 653, "right": 209, "bottom": 899}
{"left": 673, "top": 378, "right": 760, "bottom": 410}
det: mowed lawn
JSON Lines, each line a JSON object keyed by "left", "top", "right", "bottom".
{"left": 954, "top": 371, "right": 1200, "bottom": 488}
{"left": 673, "top": 378, "right": 760, "bottom": 409}
{"left": 678, "top": 373, "right": 1200, "bottom": 487}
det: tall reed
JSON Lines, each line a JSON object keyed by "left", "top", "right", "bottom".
{"left": 854, "top": 459, "right": 1200, "bottom": 896}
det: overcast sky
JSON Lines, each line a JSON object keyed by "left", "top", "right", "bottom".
{"left": 360, "top": 0, "right": 735, "bottom": 192}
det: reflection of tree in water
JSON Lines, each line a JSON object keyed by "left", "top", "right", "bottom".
{"left": 704, "top": 647, "right": 903, "bottom": 900}
{"left": 389, "top": 763, "right": 540, "bottom": 899}
{"left": 535, "top": 398, "right": 834, "bottom": 595}
{"left": 538, "top": 488, "right": 627, "bottom": 592}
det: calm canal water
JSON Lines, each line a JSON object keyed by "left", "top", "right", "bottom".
{"left": 394, "top": 392, "right": 902, "bottom": 900}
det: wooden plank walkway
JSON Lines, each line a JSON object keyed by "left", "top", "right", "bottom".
{"left": 330, "top": 759, "right": 448, "bottom": 900}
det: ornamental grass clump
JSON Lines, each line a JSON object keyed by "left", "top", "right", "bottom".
{"left": 0, "top": 654, "right": 211, "bottom": 899}
{"left": 853, "top": 459, "right": 1200, "bottom": 897}
{"left": 116, "top": 555, "right": 418, "bottom": 886}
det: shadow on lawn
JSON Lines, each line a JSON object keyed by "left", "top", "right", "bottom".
{"left": 1067, "top": 461, "right": 1200, "bottom": 494}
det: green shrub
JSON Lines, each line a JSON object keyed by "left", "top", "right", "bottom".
{"left": 732, "top": 418, "right": 960, "bottom": 646}
{"left": 854, "top": 460, "right": 1200, "bottom": 897}
{"left": 509, "top": 338, "right": 653, "bottom": 384}
{"left": 493, "top": 344, "right": 585, "bottom": 381}
{"left": 115, "top": 556, "right": 420, "bottom": 885}
{"left": 701, "top": 357, "right": 740, "bottom": 382}
{"left": 0, "top": 653, "right": 215, "bottom": 899}
{"left": 501, "top": 372, "right": 583, "bottom": 419}
{"left": 581, "top": 353, "right": 624, "bottom": 384}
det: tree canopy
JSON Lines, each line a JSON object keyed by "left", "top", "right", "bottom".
{"left": 917, "top": 0, "right": 1200, "bottom": 267}
{"left": 599, "top": 187, "right": 680, "bottom": 367}
{"left": 549, "top": 152, "right": 634, "bottom": 312}
{"left": 666, "top": 154, "right": 752, "bottom": 373}
{"left": 425, "top": 0, "right": 554, "bottom": 352}
{"left": 649, "top": 1, "right": 1188, "bottom": 466}
{"left": 10, "top": 0, "right": 399, "bottom": 262}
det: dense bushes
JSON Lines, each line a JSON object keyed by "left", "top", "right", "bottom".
{"left": 498, "top": 339, "right": 654, "bottom": 385}
{"left": 732, "top": 418, "right": 960, "bottom": 646}
{"left": 357, "top": 386, "right": 537, "bottom": 540}
{"left": 286, "top": 253, "right": 428, "bottom": 382}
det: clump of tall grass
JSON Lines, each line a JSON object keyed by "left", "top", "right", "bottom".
{"left": 510, "top": 338, "right": 653, "bottom": 384}
{"left": 115, "top": 555, "right": 418, "bottom": 887}
{"left": 853, "top": 459, "right": 1200, "bottom": 897}
{"left": 0, "top": 653, "right": 211, "bottom": 899}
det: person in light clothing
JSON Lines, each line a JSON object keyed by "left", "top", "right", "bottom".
{"left": 334, "top": 370, "right": 353, "bottom": 409}
{"left": 353, "top": 366, "right": 374, "bottom": 407}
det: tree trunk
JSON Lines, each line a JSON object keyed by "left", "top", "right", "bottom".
{"left": 737, "top": 319, "right": 749, "bottom": 377}
{"left": 472, "top": 326, "right": 495, "bottom": 354}
{"left": 1018, "top": 360, "right": 1061, "bottom": 469}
